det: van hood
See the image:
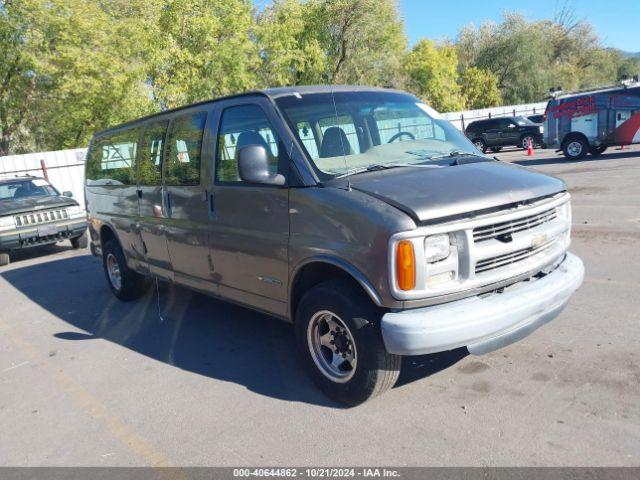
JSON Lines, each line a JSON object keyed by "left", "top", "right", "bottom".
{"left": 0, "top": 196, "right": 78, "bottom": 217}
{"left": 349, "top": 161, "right": 566, "bottom": 223}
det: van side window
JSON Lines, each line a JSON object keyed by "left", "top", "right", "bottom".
{"left": 86, "top": 127, "right": 140, "bottom": 185}
{"left": 165, "top": 112, "right": 207, "bottom": 186}
{"left": 138, "top": 120, "right": 168, "bottom": 186}
{"left": 216, "top": 104, "right": 280, "bottom": 183}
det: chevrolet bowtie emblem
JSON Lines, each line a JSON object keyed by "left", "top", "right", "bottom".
{"left": 531, "top": 234, "right": 548, "bottom": 248}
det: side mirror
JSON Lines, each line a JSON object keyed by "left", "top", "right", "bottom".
{"left": 62, "top": 191, "right": 73, "bottom": 197}
{"left": 237, "top": 145, "right": 285, "bottom": 186}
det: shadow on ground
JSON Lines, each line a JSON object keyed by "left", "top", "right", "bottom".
{"left": 1, "top": 254, "right": 466, "bottom": 406}
{"left": 6, "top": 241, "right": 77, "bottom": 264}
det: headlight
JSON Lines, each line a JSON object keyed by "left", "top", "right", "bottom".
{"left": 424, "top": 234, "right": 450, "bottom": 263}
{"left": 66, "top": 205, "right": 85, "bottom": 218}
{"left": 0, "top": 216, "right": 15, "bottom": 230}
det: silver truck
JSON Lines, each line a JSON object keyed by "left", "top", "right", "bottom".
{"left": 0, "top": 176, "right": 88, "bottom": 266}
{"left": 85, "top": 86, "right": 584, "bottom": 405}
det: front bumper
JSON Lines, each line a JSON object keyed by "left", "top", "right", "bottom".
{"left": 0, "top": 220, "right": 87, "bottom": 251}
{"left": 381, "top": 252, "right": 584, "bottom": 356}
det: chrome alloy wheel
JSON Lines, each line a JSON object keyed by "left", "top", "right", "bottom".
{"left": 106, "top": 253, "right": 122, "bottom": 291}
{"left": 522, "top": 136, "right": 534, "bottom": 149}
{"left": 307, "top": 310, "right": 358, "bottom": 383}
{"left": 566, "top": 141, "right": 583, "bottom": 157}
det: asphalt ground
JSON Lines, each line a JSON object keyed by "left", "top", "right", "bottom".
{"left": 1, "top": 145, "right": 639, "bottom": 466}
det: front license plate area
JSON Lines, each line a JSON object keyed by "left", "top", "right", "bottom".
{"left": 37, "top": 224, "right": 59, "bottom": 237}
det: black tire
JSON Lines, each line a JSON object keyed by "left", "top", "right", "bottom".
{"left": 0, "top": 252, "right": 10, "bottom": 267}
{"left": 562, "top": 135, "right": 589, "bottom": 160}
{"left": 472, "top": 138, "right": 487, "bottom": 153}
{"left": 489, "top": 146, "right": 502, "bottom": 153}
{"left": 589, "top": 145, "right": 607, "bottom": 156}
{"left": 521, "top": 135, "right": 536, "bottom": 150}
{"left": 70, "top": 231, "right": 88, "bottom": 249}
{"left": 102, "top": 240, "right": 149, "bottom": 301}
{"left": 295, "top": 279, "right": 401, "bottom": 406}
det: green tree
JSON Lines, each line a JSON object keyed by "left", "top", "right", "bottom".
{"left": 255, "top": 0, "right": 326, "bottom": 86}
{"left": 314, "top": 0, "right": 407, "bottom": 86}
{"left": 459, "top": 67, "right": 501, "bottom": 109}
{"left": 149, "top": 0, "right": 258, "bottom": 108}
{"left": 404, "top": 39, "right": 464, "bottom": 112}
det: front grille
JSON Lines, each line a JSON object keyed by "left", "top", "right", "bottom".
{"left": 14, "top": 209, "right": 68, "bottom": 227}
{"left": 475, "top": 239, "right": 557, "bottom": 274}
{"left": 473, "top": 207, "right": 557, "bottom": 243}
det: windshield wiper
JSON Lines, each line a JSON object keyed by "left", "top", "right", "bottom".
{"left": 428, "top": 150, "right": 487, "bottom": 166}
{"left": 336, "top": 163, "right": 413, "bottom": 178}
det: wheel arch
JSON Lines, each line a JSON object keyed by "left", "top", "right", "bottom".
{"left": 289, "top": 257, "right": 383, "bottom": 321}
{"left": 561, "top": 131, "right": 589, "bottom": 148}
{"left": 99, "top": 223, "right": 123, "bottom": 253}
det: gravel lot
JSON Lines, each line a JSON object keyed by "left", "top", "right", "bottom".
{"left": 1, "top": 145, "right": 639, "bottom": 467}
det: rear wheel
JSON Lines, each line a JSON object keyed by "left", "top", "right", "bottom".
{"left": 295, "top": 279, "right": 401, "bottom": 406}
{"left": 589, "top": 145, "right": 607, "bottom": 156}
{"left": 562, "top": 135, "right": 588, "bottom": 160}
{"left": 0, "top": 252, "right": 10, "bottom": 267}
{"left": 102, "top": 240, "right": 149, "bottom": 301}
{"left": 473, "top": 139, "right": 487, "bottom": 153}
{"left": 70, "top": 231, "right": 88, "bottom": 249}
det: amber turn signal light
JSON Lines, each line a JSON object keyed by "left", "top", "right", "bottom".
{"left": 396, "top": 240, "right": 416, "bottom": 291}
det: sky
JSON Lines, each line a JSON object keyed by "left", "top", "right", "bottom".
{"left": 400, "top": 0, "right": 640, "bottom": 52}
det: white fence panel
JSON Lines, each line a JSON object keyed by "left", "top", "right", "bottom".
{"left": 0, "top": 148, "right": 88, "bottom": 207}
{"left": 442, "top": 101, "right": 548, "bottom": 131}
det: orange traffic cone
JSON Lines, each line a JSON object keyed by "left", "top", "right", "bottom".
{"left": 527, "top": 138, "right": 534, "bottom": 156}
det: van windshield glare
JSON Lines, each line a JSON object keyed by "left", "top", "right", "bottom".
{"left": 275, "top": 91, "right": 480, "bottom": 178}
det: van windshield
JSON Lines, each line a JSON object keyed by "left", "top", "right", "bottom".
{"left": 275, "top": 91, "right": 481, "bottom": 179}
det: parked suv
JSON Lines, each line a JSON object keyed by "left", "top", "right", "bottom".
{"left": 86, "top": 86, "right": 584, "bottom": 405}
{"left": 465, "top": 116, "right": 544, "bottom": 153}
{"left": 0, "top": 176, "right": 88, "bottom": 266}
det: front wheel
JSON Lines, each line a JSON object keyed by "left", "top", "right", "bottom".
{"left": 295, "top": 280, "right": 401, "bottom": 406}
{"left": 521, "top": 135, "right": 536, "bottom": 150}
{"left": 71, "top": 231, "right": 88, "bottom": 249}
{"left": 102, "top": 240, "right": 149, "bottom": 301}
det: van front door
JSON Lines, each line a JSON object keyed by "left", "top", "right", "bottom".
{"left": 137, "top": 120, "right": 173, "bottom": 281}
{"left": 162, "top": 110, "right": 213, "bottom": 289}
{"left": 209, "top": 99, "right": 290, "bottom": 317}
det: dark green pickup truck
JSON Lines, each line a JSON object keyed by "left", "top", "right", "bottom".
{"left": 0, "top": 176, "right": 88, "bottom": 266}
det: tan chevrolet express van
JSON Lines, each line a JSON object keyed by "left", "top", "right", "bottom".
{"left": 86, "top": 86, "right": 584, "bottom": 405}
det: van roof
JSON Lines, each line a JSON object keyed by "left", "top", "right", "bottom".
{"left": 553, "top": 83, "right": 640, "bottom": 100}
{"left": 92, "top": 85, "right": 405, "bottom": 139}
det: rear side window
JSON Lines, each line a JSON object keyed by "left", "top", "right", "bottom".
{"left": 86, "top": 128, "right": 140, "bottom": 185}
{"left": 165, "top": 112, "right": 207, "bottom": 186}
{"left": 216, "top": 104, "right": 280, "bottom": 183}
{"left": 138, "top": 120, "right": 168, "bottom": 186}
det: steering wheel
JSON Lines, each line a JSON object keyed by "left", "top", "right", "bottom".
{"left": 387, "top": 131, "right": 415, "bottom": 143}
